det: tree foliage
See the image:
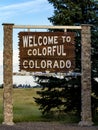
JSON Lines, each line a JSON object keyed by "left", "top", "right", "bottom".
{"left": 34, "top": 0, "right": 98, "bottom": 118}
{"left": 48, "top": 0, "right": 98, "bottom": 74}
{"left": 48, "top": 0, "right": 98, "bottom": 25}
{"left": 34, "top": 75, "right": 81, "bottom": 115}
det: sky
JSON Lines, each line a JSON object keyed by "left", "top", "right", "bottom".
{"left": 0, "top": 0, "right": 53, "bottom": 50}
{"left": 0, "top": 0, "right": 54, "bottom": 84}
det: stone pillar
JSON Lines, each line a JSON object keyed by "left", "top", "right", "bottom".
{"left": 2, "top": 23, "right": 14, "bottom": 125}
{"left": 79, "top": 25, "right": 93, "bottom": 126}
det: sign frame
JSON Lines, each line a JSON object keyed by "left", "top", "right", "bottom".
{"left": 2, "top": 24, "right": 93, "bottom": 126}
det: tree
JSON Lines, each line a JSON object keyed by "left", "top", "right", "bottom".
{"left": 34, "top": 75, "right": 81, "bottom": 116}
{"left": 48, "top": 0, "right": 98, "bottom": 102}
{"left": 34, "top": 0, "right": 98, "bottom": 118}
{"left": 48, "top": 0, "right": 98, "bottom": 73}
{"left": 48, "top": 0, "right": 98, "bottom": 25}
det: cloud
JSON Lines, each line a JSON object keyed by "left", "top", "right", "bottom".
{"left": 13, "top": 75, "right": 37, "bottom": 86}
{"left": 0, "top": 50, "right": 37, "bottom": 86}
{"left": 13, "top": 49, "right": 19, "bottom": 65}
{"left": 13, "top": 50, "right": 19, "bottom": 72}
{"left": 0, "top": 0, "right": 52, "bottom": 20}
{"left": 0, "top": 0, "right": 47, "bottom": 10}
{"left": 0, "top": 50, "right": 19, "bottom": 73}
{"left": 0, "top": 51, "right": 3, "bottom": 66}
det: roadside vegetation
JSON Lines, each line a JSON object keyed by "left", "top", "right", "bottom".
{"left": 0, "top": 88, "right": 81, "bottom": 123}
{"left": 0, "top": 88, "right": 97, "bottom": 124}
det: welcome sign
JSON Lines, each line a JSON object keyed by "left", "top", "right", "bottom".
{"left": 18, "top": 32, "right": 75, "bottom": 73}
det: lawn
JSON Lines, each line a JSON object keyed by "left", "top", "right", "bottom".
{"left": 0, "top": 88, "right": 43, "bottom": 123}
{"left": 13, "top": 88, "right": 43, "bottom": 122}
{"left": 0, "top": 88, "right": 62, "bottom": 123}
{"left": 0, "top": 88, "right": 97, "bottom": 124}
{"left": 0, "top": 88, "right": 79, "bottom": 123}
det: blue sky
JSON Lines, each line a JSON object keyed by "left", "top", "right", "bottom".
{"left": 0, "top": 0, "right": 53, "bottom": 50}
{"left": 0, "top": 0, "right": 53, "bottom": 24}
{"left": 0, "top": 0, "right": 54, "bottom": 83}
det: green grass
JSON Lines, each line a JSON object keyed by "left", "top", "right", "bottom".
{"left": 0, "top": 88, "right": 81, "bottom": 123}
{"left": 13, "top": 88, "right": 43, "bottom": 122}
{"left": 0, "top": 88, "right": 79, "bottom": 123}
{"left": 0, "top": 88, "right": 97, "bottom": 124}
{"left": 0, "top": 88, "right": 43, "bottom": 123}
